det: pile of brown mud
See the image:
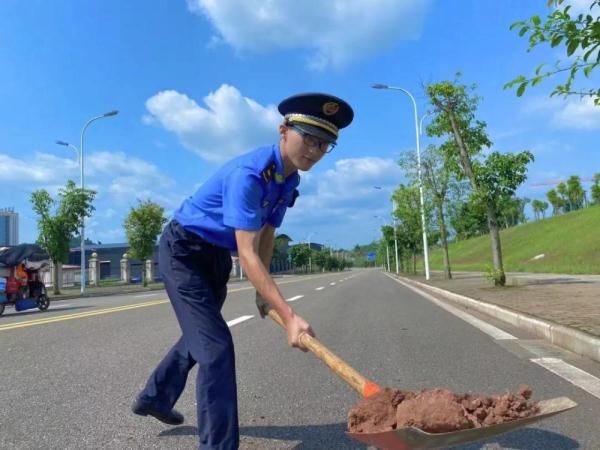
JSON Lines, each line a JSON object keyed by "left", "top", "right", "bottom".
{"left": 348, "top": 385, "right": 539, "bottom": 434}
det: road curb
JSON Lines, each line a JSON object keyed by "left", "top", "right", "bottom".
{"left": 392, "top": 274, "right": 600, "bottom": 364}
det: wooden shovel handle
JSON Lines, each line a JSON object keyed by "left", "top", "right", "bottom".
{"left": 267, "top": 309, "right": 381, "bottom": 398}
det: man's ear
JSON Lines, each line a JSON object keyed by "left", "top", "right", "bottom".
{"left": 278, "top": 124, "right": 288, "bottom": 141}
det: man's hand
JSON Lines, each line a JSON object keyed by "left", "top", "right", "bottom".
{"left": 285, "top": 313, "right": 315, "bottom": 352}
{"left": 255, "top": 292, "right": 269, "bottom": 318}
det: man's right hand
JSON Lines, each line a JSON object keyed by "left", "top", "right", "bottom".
{"left": 285, "top": 313, "right": 315, "bottom": 352}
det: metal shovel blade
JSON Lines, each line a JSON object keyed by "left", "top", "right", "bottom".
{"left": 346, "top": 396, "right": 577, "bottom": 450}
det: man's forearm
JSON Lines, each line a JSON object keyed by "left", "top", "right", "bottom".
{"left": 241, "top": 250, "right": 293, "bottom": 323}
{"left": 257, "top": 226, "right": 275, "bottom": 270}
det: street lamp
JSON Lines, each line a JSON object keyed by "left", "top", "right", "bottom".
{"left": 374, "top": 186, "right": 400, "bottom": 274}
{"left": 58, "top": 110, "right": 119, "bottom": 294}
{"left": 372, "top": 84, "right": 430, "bottom": 280}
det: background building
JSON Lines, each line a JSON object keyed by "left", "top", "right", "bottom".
{"left": 0, "top": 208, "right": 19, "bottom": 246}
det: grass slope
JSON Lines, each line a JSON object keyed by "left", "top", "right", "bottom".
{"left": 427, "top": 206, "right": 600, "bottom": 274}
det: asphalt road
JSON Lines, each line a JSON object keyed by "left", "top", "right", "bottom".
{"left": 1, "top": 269, "right": 599, "bottom": 449}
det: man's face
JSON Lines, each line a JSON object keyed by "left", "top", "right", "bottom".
{"left": 280, "top": 125, "right": 333, "bottom": 172}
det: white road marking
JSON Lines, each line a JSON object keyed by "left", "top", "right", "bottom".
{"left": 53, "top": 303, "right": 72, "bottom": 308}
{"left": 532, "top": 358, "right": 600, "bottom": 400}
{"left": 339, "top": 280, "right": 343, "bottom": 282}
{"left": 134, "top": 293, "right": 158, "bottom": 298}
{"left": 316, "top": 287, "right": 325, "bottom": 291}
{"left": 387, "top": 274, "right": 517, "bottom": 341}
{"left": 287, "top": 295, "right": 304, "bottom": 302}
{"left": 226, "top": 315, "right": 254, "bottom": 327}
{"left": 330, "top": 282, "right": 336, "bottom": 286}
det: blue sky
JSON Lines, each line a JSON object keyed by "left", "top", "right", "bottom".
{"left": 1, "top": 0, "right": 599, "bottom": 249}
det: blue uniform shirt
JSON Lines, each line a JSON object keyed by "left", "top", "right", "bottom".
{"left": 174, "top": 145, "right": 300, "bottom": 250}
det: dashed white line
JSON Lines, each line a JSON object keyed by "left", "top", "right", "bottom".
{"left": 134, "top": 293, "right": 158, "bottom": 298}
{"left": 226, "top": 315, "right": 254, "bottom": 327}
{"left": 330, "top": 282, "right": 336, "bottom": 286}
{"left": 287, "top": 295, "right": 304, "bottom": 302}
{"left": 532, "top": 358, "right": 600, "bottom": 400}
{"left": 316, "top": 287, "right": 325, "bottom": 291}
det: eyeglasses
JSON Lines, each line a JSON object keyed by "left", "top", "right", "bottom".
{"left": 288, "top": 125, "right": 336, "bottom": 154}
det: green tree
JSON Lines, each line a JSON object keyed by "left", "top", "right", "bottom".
{"left": 272, "top": 234, "right": 292, "bottom": 270}
{"left": 123, "top": 200, "right": 167, "bottom": 287}
{"left": 427, "top": 77, "right": 534, "bottom": 286}
{"left": 547, "top": 188, "right": 565, "bottom": 214}
{"left": 506, "top": 0, "right": 600, "bottom": 104}
{"left": 290, "top": 244, "right": 311, "bottom": 272}
{"left": 591, "top": 173, "right": 600, "bottom": 204}
{"left": 448, "top": 191, "right": 488, "bottom": 239}
{"left": 566, "top": 175, "right": 586, "bottom": 210}
{"left": 393, "top": 184, "right": 424, "bottom": 274}
{"left": 313, "top": 250, "right": 327, "bottom": 272}
{"left": 400, "top": 144, "right": 454, "bottom": 279}
{"left": 533, "top": 199, "right": 550, "bottom": 219}
{"left": 30, "top": 180, "right": 96, "bottom": 294}
{"left": 541, "top": 200, "right": 549, "bottom": 217}
{"left": 498, "top": 196, "right": 530, "bottom": 228}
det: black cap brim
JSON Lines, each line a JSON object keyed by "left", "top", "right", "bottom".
{"left": 290, "top": 122, "right": 337, "bottom": 144}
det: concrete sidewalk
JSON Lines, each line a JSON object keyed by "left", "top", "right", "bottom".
{"left": 397, "top": 270, "right": 600, "bottom": 363}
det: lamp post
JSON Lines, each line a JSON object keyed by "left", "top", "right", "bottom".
{"left": 56, "top": 140, "right": 81, "bottom": 181}
{"left": 372, "top": 84, "right": 430, "bottom": 280}
{"left": 58, "top": 110, "right": 119, "bottom": 294}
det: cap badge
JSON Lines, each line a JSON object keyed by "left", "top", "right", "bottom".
{"left": 322, "top": 102, "right": 339, "bottom": 116}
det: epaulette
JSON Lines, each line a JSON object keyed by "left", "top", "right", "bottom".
{"left": 260, "top": 163, "right": 277, "bottom": 183}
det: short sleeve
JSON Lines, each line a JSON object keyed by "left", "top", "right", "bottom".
{"left": 222, "top": 166, "right": 264, "bottom": 231}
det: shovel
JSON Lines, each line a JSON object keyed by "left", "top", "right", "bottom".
{"left": 267, "top": 309, "right": 577, "bottom": 450}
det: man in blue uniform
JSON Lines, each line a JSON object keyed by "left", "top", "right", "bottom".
{"left": 132, "top": 92, "right": 354, "bottom": 449}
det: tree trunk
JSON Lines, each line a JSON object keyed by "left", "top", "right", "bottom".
{"left": 436, "top": 203, "right": 452, "bottom": 280}
{"left": 448, "top": 109, "right": 506, "bottom": 286}
{"left": 52, "top": 259, "right": 61, "bottom": 295}
{"left": 448, "top": 112, "right": 476, "bottom": 180}
{"left": 486, "top": 202, "right": 506, "bottom": 286}
{"left": 412, "top": 253, "right": 417, "bottom": 275}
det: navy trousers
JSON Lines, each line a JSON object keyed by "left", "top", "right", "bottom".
{"left": 138, "top": 220, "right": 238, "bottom": 450}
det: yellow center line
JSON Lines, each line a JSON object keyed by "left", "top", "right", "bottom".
{"left": 0, "top": 299, "right": 169, "bottom": 331}
{"left": 0, "top": 272, "right": 344, "bottom": 332}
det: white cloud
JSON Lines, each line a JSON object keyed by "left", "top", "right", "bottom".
{"left": 522, "top": 96, "right": 600, "bottom": 129}
{"left": 144, "top": 85, "right": 281, "bottom": 162}
{"left": 0, "top": 149, "right": 183, "bottom": 244}
{"left": 284, "top": 157, "right": 402, "bottom": 231}
{"left": 554, "top": 97, "right": 600, "bottom": 129}
{"left": 567, "top": 0, "right": 599, "bottom": 17}
{"left": 275, "top": 157, "right": 404, "bottom": 247}
{"left": 187, "top": 0, "right": 431, "bottom": 70}
{"left": 0, "top": 152, "right": 77, "bottom": 184}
